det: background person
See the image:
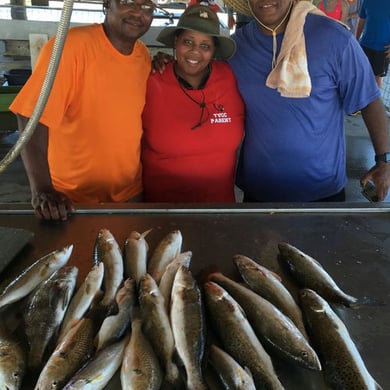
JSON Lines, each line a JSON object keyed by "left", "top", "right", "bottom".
{"left": 356, "top": 0, "right": 390, "bottom": 89}
{"left": 317, "top": 0, "right": 350, "bottom": 23}
{"left": 9, "top": 0, "right": 155, "bottom": 221}
{"left": 142, "top": 5, "right": 244, "bottom": 202}
{"left": 346, "top": 0, "right": 362, "bottom": 35}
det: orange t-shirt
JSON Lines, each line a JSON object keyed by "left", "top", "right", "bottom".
{"left": 10, "top": 24, "right": 151, "bottom": 203}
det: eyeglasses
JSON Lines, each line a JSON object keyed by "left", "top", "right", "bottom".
{"left": 119, "top": 0, "right": 155, "bottom": 15}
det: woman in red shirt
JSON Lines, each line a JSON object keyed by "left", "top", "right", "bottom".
{"left": 318, "top": 0, "right": 349, "bottom": 22}
{"left": 142, "top": 5, "right": 245, "bottom": 202}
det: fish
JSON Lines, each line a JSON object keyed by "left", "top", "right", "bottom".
{"left": 299, "top": 288, "right": 383, "bottom": 390}
{"left": 159, "top": 251, "right": 192, "bottom": 312}
{"left": 0, "top": 324, "right": 26, "bottom": 390}
{"left": 124, "top": 229, "right": 151, "bottom": 284}
{"left": 95, "top": 278, "right": 136, "bottom": 352}
{"left": 138, "top": 273, "right": 181, "bottom": 387}
{"left": 0, "top": 245, "right": 73, "bottom": 309}
{"left": 203, "top": 281, "right": 284, "bottom": 390}
{"left": 120, "top": 314, "right": 163, "bottom": 390}
{"left": 24, "top": 265, "right": 78, "bottom": 372}
{"left": 278, "top": 242, "right": 358, "bottom": 307}
{"left": 147, "top": 230, "right": 182, "bottom": 283}
{"left": 93, "top": 229, "right": 124, "bottom": 312}
{"left": 209, "top": 272, "right": 320, "bottom": 371}
{"left": 170, "top": 265, "right": 207, "bottom": 390}
{"left": 58, "top": 262, "right": 104, "bottom": 343}
{"left": 208, "top": 344, "right": 256, "bottom": 390}
{"left": 233, "top": 254, "right": 308, "bottom": 338}
{"left": 34, "top": 315, "right": 99, "bottom": 390}
{"left": 62, "top": 334, "right": 129, "bottom": 390}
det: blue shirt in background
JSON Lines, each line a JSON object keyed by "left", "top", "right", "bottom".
{"left": 359, "top": 0, "right": 390, "bottom": 51}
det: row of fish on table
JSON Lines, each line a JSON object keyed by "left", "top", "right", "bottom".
{"left": 0, "top": 228, "right": 384, "bottom": 389}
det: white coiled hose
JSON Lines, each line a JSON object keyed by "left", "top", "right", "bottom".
{"left": 0, "top": 0, "right": 74, "bottom": 173}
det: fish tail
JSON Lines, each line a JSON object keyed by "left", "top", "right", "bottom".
{"left": 351, "top": 296, "right": 387, "bottom": 308}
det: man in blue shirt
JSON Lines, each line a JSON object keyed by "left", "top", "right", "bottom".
{"left": 356, "top": 0, "right": 390, "bottom": 88}
{"left": 226, "top": 0, "right": 390, "bottom": 202}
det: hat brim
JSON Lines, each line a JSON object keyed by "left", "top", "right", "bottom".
{"left": 223, "top": 0, "right": 251, "bottom": 17}
{"left": 157, "top": 26, "right": 236, "bottom": 60}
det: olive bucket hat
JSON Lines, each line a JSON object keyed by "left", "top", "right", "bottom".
{"left": 156, "top": 5, "right": 236, "bottom": 60}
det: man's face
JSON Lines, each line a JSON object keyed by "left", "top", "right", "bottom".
{"left": 105, "top": 0, "right": 154, "bottom": 42}
{"left": 248, "top": 0, "right": 293, "bottom": 30}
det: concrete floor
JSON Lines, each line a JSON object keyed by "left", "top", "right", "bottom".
{"left": 0, "top": 112, "right": 389, "bottom": 204}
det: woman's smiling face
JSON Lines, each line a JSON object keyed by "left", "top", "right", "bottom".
{"left": 174, "top": 29, "right": 216, "bottom": 81}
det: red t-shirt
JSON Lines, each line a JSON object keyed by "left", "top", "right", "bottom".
{"left": 142, "top": 61, "right": 244, "bottom": 202}
{"left": 319, "top": 0, "right": 342, "bottom": 20}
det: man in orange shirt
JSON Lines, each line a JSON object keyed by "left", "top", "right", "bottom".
{"left": 10, "top": 0, "right": 155, "bottom": 221}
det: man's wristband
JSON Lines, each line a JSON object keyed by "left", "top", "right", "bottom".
{"left": 375, "top": 152, "right": 390, "bottom": 163}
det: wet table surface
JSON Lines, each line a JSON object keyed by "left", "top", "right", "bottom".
{"left": 0, "top": 203, "right": 389, "bottom": 389}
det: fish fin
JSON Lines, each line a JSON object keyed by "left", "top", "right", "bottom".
{"left": 140, "top": 228, "right": 153, "bottom": 239}
{"left": 350, "top": 296, "right": 386, "bottom": 308}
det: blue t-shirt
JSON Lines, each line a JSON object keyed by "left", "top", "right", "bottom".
{"left": 228, "top": 15, "right": 380, "bottom": 202}
{"left": 359, "top": 0, "right": 390, "bottom": 51}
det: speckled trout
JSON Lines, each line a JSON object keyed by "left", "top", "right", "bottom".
{"left": 34, "top": 315, "right": 99, "bottom": 390}
{"left": 171, "top": 266, "right": 207, "bottom": 390}
{"left": 159, "top": 250, "right": 192, "bottom": 312}
{"left": 24, "top": 265, "right": 78, "bottom": 372}
{"left": 63, "top": 335, "right": 129, "bottom": 390}
{"left": 95, "top": 278, "right": 135, "bottom": 352}
{"left": 139, "top": 273, "right": 181, "bottom": 387}
{"left": 124, "top": 229, "right": 151, "bottom": 284}
{"left": 299, "top": 288, "right": 383, "bottom": 390}
{"left": 278, "top": 242, "right": 358, "bottom": 307}
{"left": 58, "top": 262, "right": 104, "bottom": 343}
{"left": 121, "top": 314, "right": 163, "bottom": 390}
{"left": 0, "top": 324, "right": 26, "bottom": 390}
{"left": 208, "top": 344, "right": 256, "bottom": 390}
{"left": 148, "top": 230, "right": 182, "bottom": 283}
{"left": 234, "top": 254, "right": 308, "bottom": 338}
{"left": 204, "top": 281, "right": 284, "bottom": 390}
{"left": 0, "top": 245, "right": 73, "bottom": 309}
{"left": 209, "top": 272, "right": 321, "bottom": 371}
{"left": 93, "top": 229, "right": 124, "bottom": 312}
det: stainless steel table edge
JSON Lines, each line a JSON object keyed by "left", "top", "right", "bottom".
{"left": 1, "top": 202, "right": 390, "bottom": 214}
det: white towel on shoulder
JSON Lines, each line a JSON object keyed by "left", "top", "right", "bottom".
{"left": 265, "top": 1, "right": 348, "bottom": 98}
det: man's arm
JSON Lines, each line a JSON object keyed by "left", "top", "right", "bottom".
{"left": 360, "top": 98, "right": 390, "bottom": 201}
{"left": 17, "top": 114, "right": 74, "bottom": 220}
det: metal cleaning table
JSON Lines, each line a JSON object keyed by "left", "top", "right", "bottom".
{"left": 0, "top": 203, "right": 389, "bottom": 389}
